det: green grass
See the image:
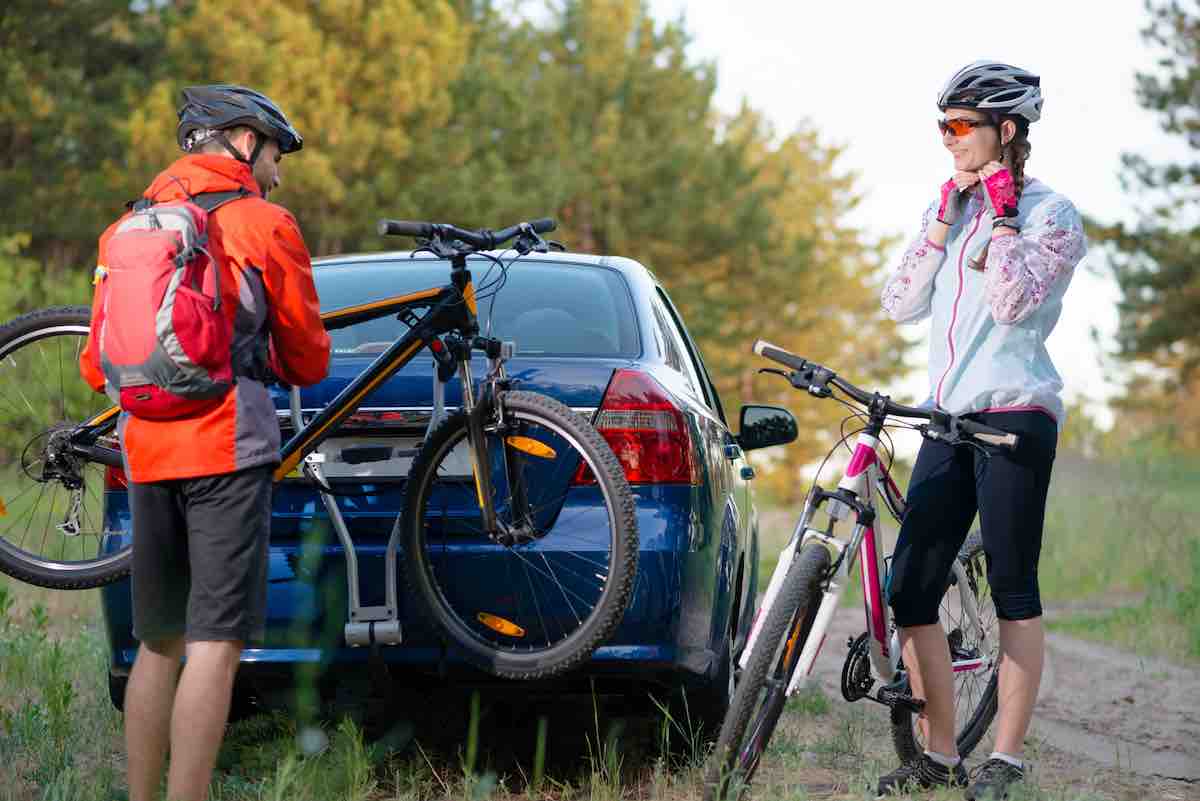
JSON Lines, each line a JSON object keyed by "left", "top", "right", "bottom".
{"left": 1038, "top": 451, "right": 1200, "bottom": 662}
{"left": 0, "top": 581, "right": 1173, "bottom": 800}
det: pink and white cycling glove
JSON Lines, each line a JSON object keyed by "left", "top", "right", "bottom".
{"left": 936, "top": 178, "right": 964, "bottom": 226}
{"left": 982, "top": 168, "right": 1019, "bottom": 225}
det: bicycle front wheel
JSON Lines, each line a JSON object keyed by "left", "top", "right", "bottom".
{"left": 402, "top": 390, "right": 637, "bottom": 680}
{"left": 704, "top": 542, "right": 831, "bottom": 801}
{"left": 891, "top": 530, "right": 1000, "bottom": 762}
{"left": 0, "top": 306, "right": 130, "bottom": 589}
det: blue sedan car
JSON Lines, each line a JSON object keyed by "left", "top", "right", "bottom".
{"left": 100, "top": 250, "right": 795, "bottom": 727}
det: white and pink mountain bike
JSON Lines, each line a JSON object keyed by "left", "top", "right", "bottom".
{"left": 704, "top": 341, "right": 1020, "bottom": 800}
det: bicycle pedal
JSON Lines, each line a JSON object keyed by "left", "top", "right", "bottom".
{"left": 876, "top": 684, "right": 926, "bottom": 715}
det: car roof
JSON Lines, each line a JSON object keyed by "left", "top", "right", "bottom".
{"left": 312, "top": 250, "right": 660, "bottom": 286}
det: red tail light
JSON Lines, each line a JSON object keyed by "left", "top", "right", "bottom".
{"left": 104, "top": 466, "right": 128, "bottom": 490}
{"left": 573, "top": 369, "right": 700, "bottom": 485}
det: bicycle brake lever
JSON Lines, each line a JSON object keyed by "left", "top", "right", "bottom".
{"left": 919, "top": 422, "right": 961, "bottom": 445}
{"left": 757, "top": 367, "right": 789, "bottom": 379}
{"left": 546, "top": 239, "right": 566, "bottom": 252}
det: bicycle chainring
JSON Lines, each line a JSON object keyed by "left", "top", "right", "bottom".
{"left": 840, "top": 632, "right": 875, "bottom": 702}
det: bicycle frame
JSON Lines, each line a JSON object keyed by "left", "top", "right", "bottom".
{"left": 738, "top": 430, "right": 990, "bottom": 699}
{"left": 71, "top": 255, "right": 513, "bottom": 647}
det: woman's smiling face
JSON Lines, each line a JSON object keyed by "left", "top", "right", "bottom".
{"left": 941, "top": 108, "right": 1002, "bottom": 172}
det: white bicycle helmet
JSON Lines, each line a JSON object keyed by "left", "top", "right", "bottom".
{"left": 937, "top": 61, "right": 1042, "bottom": 123}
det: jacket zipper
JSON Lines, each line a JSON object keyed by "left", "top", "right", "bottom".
{"left": 935, "top": 209, "right": 984, "bottom": 407}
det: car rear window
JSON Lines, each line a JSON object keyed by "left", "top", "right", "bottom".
{"left": 313, "top": 258, "right": 639, "bottom": 358}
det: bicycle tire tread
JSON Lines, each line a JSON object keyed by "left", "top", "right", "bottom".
{"left": 703, "top": 542, "right": 830, "bottom": 801}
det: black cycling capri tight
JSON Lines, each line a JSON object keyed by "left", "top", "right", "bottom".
{"left": 887, "top": 410, "right": 1057, "bottom": 626}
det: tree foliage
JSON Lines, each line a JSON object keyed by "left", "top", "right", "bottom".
{"left": 3, "top": 0, "right": 909, "bottom": 490}
{"left": 1090, "top": 0, "right": 1200, "bottom": 449}
{"left": 0, "top": 0, "right": 169, "bottom": 294}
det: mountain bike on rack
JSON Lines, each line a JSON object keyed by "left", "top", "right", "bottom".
{"left": 704, "top": 340, "right": 1015, "bottom": 800}
{"left": 0, "top": 217, "right": 637, "bottom": 680}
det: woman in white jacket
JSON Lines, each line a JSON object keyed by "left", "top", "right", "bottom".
{"left": 876, "top": 61, "right": 1087, "bottom": 800}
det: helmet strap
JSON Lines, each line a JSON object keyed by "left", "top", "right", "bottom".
{"left": 247, "top": 133, "right": 266, "bottom": 167}
{"left": 214, "top": 130, "right": 265, "bottom": 167}
{"left": 215, "top": 132, "right": 251, "bottom": 165}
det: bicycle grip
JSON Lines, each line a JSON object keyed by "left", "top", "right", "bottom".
{"left": 528, "top": 218, "right": 557, "bottom": 234}
{"left": 752, "top": 339, "right": 808, "bottom": 372}
{"left": 958, "top": 418, "right": 1019, "bottom": 450}
{"left": 377, "top": 219, "right": 433, "bottom": 238}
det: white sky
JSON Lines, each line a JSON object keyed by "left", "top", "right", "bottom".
{"left": 646, "top": 0, "right": 1191, "bottom": 427}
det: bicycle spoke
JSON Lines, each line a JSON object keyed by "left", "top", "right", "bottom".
{"left": 519, "top": 553, "right": 553, "bottom": 648}
{"left": 3, "top": 481, "right": 47, "bottom": 551}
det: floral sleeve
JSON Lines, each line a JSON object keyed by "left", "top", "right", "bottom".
{"left": 881, "top": 202, "right": 946, "bottom": 323}
{"left": 984, "top": 197, "right": 1087, "bottom": 325}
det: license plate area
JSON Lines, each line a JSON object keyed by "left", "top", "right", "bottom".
{"left": 303, "top": 436, "right": 472, "bottom": 480}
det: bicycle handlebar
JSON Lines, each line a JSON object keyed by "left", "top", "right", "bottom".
{"left": 752, "top": 339, "right": 1019, "bottom": 451}
{"left": 376, "top": 218, "right": 557, "bottom": 251}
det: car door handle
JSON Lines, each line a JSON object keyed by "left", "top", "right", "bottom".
{"left": 740, "top": 466, "right": 756, "bottom": 480}
{"left": 724, "top": 443, "right": 742, "bottom": 460}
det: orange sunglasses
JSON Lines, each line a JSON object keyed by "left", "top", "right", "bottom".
{"left": 938, "top": 117, "right": 995, "bottom": 137}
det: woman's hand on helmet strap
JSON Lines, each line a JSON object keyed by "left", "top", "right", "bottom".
{"left": 953, "top": 170, "right": 980, "bottom": 192}
{"left": 979, "top": 162, "right": 1019, "bottom": 220}
{"left": 936, "top": 177, "right": 966, "bottom": 226}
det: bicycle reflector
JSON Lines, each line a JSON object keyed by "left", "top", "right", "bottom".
{"left": 477, "top": 612, "right": 526, "bottom": 638}
{"left": 574, "top": 369, "right": 699, "bottom": 485}
{"left": 505, "top": 436, "right": 556, "bottom": 459}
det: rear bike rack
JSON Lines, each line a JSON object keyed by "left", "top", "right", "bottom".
{"left": 288, "top": 372, "right": 451, "bottom": 650}
{"left": 290, "top": 343, "right": 513, "bottom": 650}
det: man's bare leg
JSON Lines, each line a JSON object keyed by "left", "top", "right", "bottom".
{"left": 164, "top": 640, "right": 243, "bottom": 801}
{"left": 126, "top": 638, "right": 185, "bottom": 801}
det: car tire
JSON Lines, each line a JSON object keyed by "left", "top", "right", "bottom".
{"left": 673, "top": 627, "right": 736, "bottom": 748}
{"left": 108, "top": 671, "right": 127, "bottom": 712}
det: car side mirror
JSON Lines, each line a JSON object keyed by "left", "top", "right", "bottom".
{"left": 736, "top": 405, "right": 798, "bottom": 451}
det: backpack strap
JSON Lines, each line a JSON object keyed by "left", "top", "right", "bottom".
{"left": 192, "top": 189, "right": 255, "bottom": 213}
{"left": 123, "top": 188, "right": 252, "bottom": 215}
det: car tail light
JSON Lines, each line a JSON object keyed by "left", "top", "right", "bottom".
{"left": 573, "top": 369, "right": 700, "bottom": 485}
{"left": 104, "top": 466, "right": 128, "bottom": 490}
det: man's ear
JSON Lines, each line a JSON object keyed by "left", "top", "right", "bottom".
{"left": 240, "top": 129, "right": 258, "bottom": 159}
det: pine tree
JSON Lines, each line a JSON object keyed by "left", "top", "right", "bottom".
{"left": 1092, "top": 1, "right": 1200, "bottom": 449}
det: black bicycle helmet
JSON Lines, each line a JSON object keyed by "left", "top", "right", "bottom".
{"left": 176, "top": 84, "right": 303, "bottom": 162}
{"left": 937, "top": 61, "right": 1042, "bottom": 123}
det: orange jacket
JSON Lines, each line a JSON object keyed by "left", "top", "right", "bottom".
{"left": 80, "top": 154, "right": 331, "bottom": 482}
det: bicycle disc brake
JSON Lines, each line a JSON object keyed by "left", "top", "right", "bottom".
{"left": 840, "top": 632, "right": 875, "bottom": 701}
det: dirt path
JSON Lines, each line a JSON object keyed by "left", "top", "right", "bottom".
{"left": 1038, "top": 625, "right": 1199, "bottom": 782}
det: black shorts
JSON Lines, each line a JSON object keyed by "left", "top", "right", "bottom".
{"left": 129, "top": 465, "right": 273, "bottom": 644}
{"left": 887, "top": 410, "right": 1057, "bottom": 626}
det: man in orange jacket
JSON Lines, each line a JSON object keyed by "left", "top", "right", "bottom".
{"left": 80, "top": 85, "right": 330, "bottom": 801}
